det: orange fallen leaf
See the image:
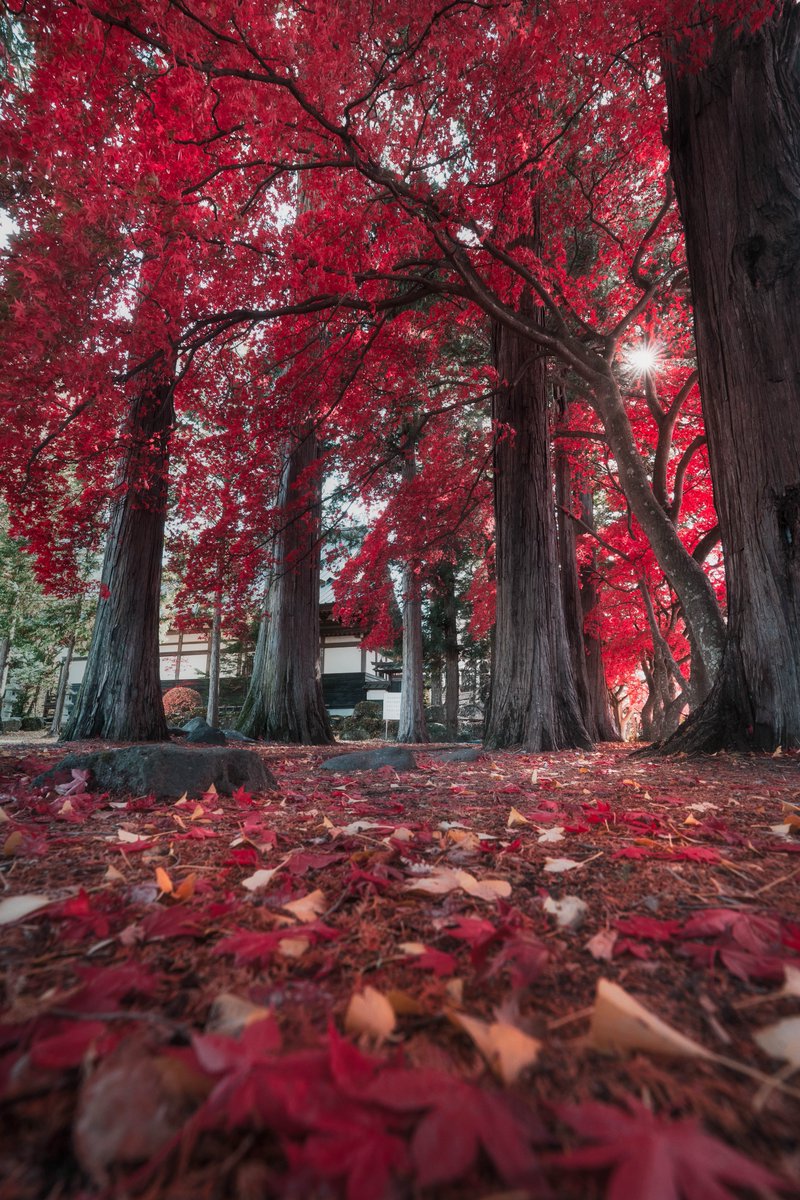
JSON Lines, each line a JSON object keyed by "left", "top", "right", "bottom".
{"left": 3, "top": 831, "right": 23, "bottom": 856}
{"left": 277, "top": 936, "right": 310, "bottom": 959}
{"left": 155, "top": 867, "right": 173, "bottom": 895}
{"left": 173, "top": 873, "right": 197, "bottom": 902}
{"left": 386, "top": 989, "right": 425, "bottom": 1016}
{"left": 507, "top": 807, "right": 530, "bottom": 828}
{"left": 281, "top": 889, "right": 326, "bottom": 922}
{"left": 448, "top": 1009, "right": 541, "bottom": 1084}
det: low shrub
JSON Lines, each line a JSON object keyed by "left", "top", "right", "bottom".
{"left": 163, "top": 686, "right": 204, "bottom": 724}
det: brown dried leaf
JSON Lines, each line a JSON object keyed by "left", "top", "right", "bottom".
{"left": 507, "top": 807, "right": 530, "bottom": 828}
{"left": 281, "top": 888, "right": 326, "bottom": 922}
{"left": 588, "top": 978, "right": 711, "bottom": 1060}
{"left": 344, "top": 985, "right": 397, "bottom": 1044}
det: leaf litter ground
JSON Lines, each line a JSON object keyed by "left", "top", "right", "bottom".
{"left": 1, "top": 737, "right": 799, "bottom": 1200}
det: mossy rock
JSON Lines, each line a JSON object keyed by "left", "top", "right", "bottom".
{"left": 34, "top": 745, "right": 275, "bottom": 799}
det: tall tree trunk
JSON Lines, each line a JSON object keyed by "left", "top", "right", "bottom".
{"left": 0, "top": 631, "right": 10, "bottom": 730}
{"left": 397, "top": 564, "right": 430, "bottom": 743}
{"left": 63, "top": 376, "right": 173, "bottom": 742}
{"left": 397, "top": 449, "right": 429, "bottom": 744}
{"left": 555, "top": 449, "right": 596, "bottom": 739}
{"left": 206, "top": 580, "right": 222, "bottom": 729}
{"left": 578, "top": 491, "right": 620, "bottom": 741}
{"left": 662, "top": 3, "right": 800, "bottom": 750}
{"left": 430, "top": 664, "right": 443, "bottom": 708}
{"left": 443, "top": 575, "right": 460, "bottom": 741}
{"left": 484, "top": 318, "right": 591, "bottom": 751}
{"left": 50, "top": 626, "right": 77, "bottom": 737}
{"left": 237, "top": 428, "right": 332, "bottom": 744}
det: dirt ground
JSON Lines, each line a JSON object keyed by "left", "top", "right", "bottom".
{"left": 1, "top": 737, "right": 799, "bottom": 1199}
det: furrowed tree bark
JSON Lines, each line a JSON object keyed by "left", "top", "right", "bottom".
{"left": 206, "top": 579, "right": 222, "bottom": 729}
{"left": 50, "top": 612, "right": 79, "bottom": 737}
{"left": 397, "top": 565, "right": 430, "bottom": 743}
{"left": 556, "top": 448, "right": 596, "bottom": 739}
{"left": 237, "top": 428, "right": 332, "bottom": 744}
{"left": 0, "top": 631, "right": 10, "bottom": 729}
{"left": 484, "top": 317, "right": 591, "bottom": 751}
{"left": 397, "top": 447, "right": 429, "bottom": 744}
{"left": 662, "top": 2, "right": 800, "bottom": 750}
{"left": 578, "top": 490, "right": 620, "bottom": 741}
{"left": 443, "top": 573, "right": 460, "bottom": 741}
{"left": 63, "top": 374, "right": 173, "bottom": 742}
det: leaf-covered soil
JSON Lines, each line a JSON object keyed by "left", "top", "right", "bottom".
{"left": 1, "top": 738, "right": 799, "bottom": 1200}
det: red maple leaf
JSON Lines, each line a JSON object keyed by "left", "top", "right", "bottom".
{"left": 554, "top": 1098, "right": 787, "bottom": 1200}
{"left": 357, "top": 1066, "right": 548, "bottom": 1192}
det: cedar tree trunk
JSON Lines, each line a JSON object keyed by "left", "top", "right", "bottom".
{"left": 663, "top": 3, "right": 800, "bottom": 750}
{"left": 578, "top": 491, "right": 620, "bottom": 741}
{"left": 237, "top": 429, "right": 332, "bottom": 744}
{"left": 397, "top": 450, "right": 429, "bottom": 743}
{"left": 397, "top": 563, "right": 430, "bottom": 743}
{"left": 0, "top": 633, "right": 10, "bottom": 729}
{"left": 50, "top": 629, "right": 76, "bottom": 736}
{"left": 484, "top": 320, "right": 591, "bottom": 751}
{"left": 443, "top": 578, "right": 460, "bottom": 741}
{"left": 63, "top": 378, "right": 172, "bottom": 742}
{"left": 206, "top": 583, "right": 222, "bottom": 729}
{"left": 555, "top": 450, "right": 596, "bottom": 739}
{"left": 430, "top": 665, "right": 443, "bottom": 708}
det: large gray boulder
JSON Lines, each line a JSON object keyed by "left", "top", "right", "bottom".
{"left": 320, "top": 746, "right": 417, "bottom": 773}
{"left": 35, "top": 745, "right": 275, "bottom": 798}
{"left": 182, "top": 717, "right": 209, "bottom": 733}
{"left": 429, "top": 746, "right": 484, "bottom": 764}
{"left": 187, "top": 723, "right": 227, "bottom": 746}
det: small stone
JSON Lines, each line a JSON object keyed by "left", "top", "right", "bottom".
{"left": 320, "top": 746, "right": 417, "bottom": 773}
{"left": 223, "top": 729, "right": 255, "bottom": 743}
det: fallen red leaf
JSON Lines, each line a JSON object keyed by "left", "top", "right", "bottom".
{"left": 554, "top": 1097, "right": 787, "bottom": 1199}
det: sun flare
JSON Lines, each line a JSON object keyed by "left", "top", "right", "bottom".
{"left": 625, "top": 341, "right": 662, "bottom": 377}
